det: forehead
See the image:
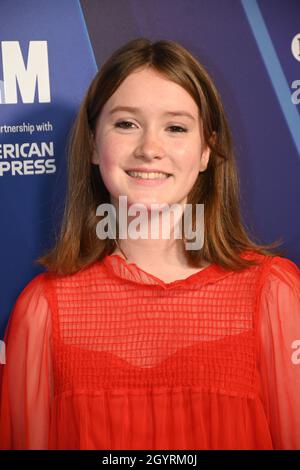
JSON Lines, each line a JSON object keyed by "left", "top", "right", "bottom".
{"left": 103, "top": 67, "right": 199, "bottom": 115}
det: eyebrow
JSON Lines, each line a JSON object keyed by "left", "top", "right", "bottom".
{"left": 108, "top": 106, "right": 196, "bottom": 121}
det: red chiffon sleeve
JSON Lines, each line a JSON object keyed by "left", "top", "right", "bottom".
{"left": 0, "top": 274, "right": 53, "bottom": 449}
{"left": 258, "top": 256, "right": 300, "bottom": 449}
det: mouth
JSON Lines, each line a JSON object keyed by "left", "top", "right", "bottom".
{"left": 125, "top": 170, "right": 172, "bottom": 180}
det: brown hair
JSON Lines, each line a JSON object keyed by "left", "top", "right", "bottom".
{"left": 37, "top": 37, "right": 284, "bottom": 275}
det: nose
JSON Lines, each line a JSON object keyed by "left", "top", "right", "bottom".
{"left": 134, "top": 127, "right": 165, "bottom": 160}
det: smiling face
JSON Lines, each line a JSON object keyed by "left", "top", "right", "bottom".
{"left": 92, "top": 67, "right": 210, "bottom": 210}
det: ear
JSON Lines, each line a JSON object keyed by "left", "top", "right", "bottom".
{"left": 199, "top": 146, "right": 210, "bottom": 172}
{"left": 91, "top": 148, "right": 99, "bottom": 164}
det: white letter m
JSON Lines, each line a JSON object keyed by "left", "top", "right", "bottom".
{"left": 2, "top": 40, "right": 50, "bottom": 103}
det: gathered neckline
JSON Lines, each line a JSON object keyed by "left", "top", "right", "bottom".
{"left": 102, "top": 253, "right": 231, "bottom": 289}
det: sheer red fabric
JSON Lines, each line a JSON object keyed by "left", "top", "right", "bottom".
{"left": 0, "top": 251, "right": 299, "bottom": 449}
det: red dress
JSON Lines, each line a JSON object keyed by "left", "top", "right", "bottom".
{"left": 0, "top": 251, "right": 300, "bottom": 450}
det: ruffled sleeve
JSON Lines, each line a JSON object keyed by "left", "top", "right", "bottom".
{"left": 258, "top": 256, "right": 300, "bottom": 449}
{"left": 0, "top": 274, "right": 53, "bottom": 449}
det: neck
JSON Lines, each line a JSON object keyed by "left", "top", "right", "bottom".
{"left": 114, "top": 238, "right": 188, "bottom": 268}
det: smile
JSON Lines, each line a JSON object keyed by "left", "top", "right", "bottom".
{"left": 126, "top": 170, "right": 171, "bottom": 179}
{"left": 125, "top": 170, "right": 172, "bottom": 186}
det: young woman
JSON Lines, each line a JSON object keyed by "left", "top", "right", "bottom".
{"left": 0, "top": 38, "right": 299, "bottom": 450}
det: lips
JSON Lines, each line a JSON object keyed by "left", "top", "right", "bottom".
{"left": 125, "top": 169, "right": 171, "bottom": 179}
{"left": 124, "top": 169, "right": 172, "bottom": 186}
{"left": 125, "top": 171, "right": 171, "bottom": 181}
{"left": 125, "top": 168, "right": 172, "bottom": 176}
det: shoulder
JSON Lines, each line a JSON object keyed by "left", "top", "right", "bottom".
{"left": 256, "top": 255, "right": 300, "bottom": 316}
{"left": 18, "top": 261, "right": 102, "bottom": 296}
{"left": 256, "top": 257, "right": 300, "bottom": 362}
{"left": 240, "top": 251, "right": 299, "bottom": 285}
{"left": 15, "top": 271, "right": 52, "bottom": 305}
{"left": 45, "top": 261, "right": 108, "bottom": 292}
{"left": 3, "top": 273, "right": 55, "bottom": 372}
{"left": 7, "top": 272, "right": 55, "bottom": 332}
{"left": 236, "top": 251, "right": 300, "bottom": 302}
{"left": 260, "top": 255, "right": 300, "bottom": 293}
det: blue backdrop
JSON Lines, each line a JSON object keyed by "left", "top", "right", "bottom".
{"left": 0, "top": 0, "right": 299, "bottom": 338}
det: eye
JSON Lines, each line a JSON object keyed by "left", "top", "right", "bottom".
{"left": 114, "top": 120, "right": 136, "bottom": 129}
{"left": 114, "top": 121, "right": 187, "bottom": 133}
{"left": 167, "top": 125, "right": 187, "bottom": 133}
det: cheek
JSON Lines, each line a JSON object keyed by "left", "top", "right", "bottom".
{"left": 97, "top": 138, "right": 121, "bottom": 172}
{"left": 175, "top": 142, "right": 202, "bottom": 173}
{"left": 96, "top": 139, "right": 126, "bottom": 194}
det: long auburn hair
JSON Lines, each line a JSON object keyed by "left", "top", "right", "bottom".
{"left": 38, "top": 37, "right": 283, "bottom": 275}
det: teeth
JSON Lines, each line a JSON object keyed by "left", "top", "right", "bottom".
{"left": 127, "top": 171, "right": 169, "bottom": 179}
